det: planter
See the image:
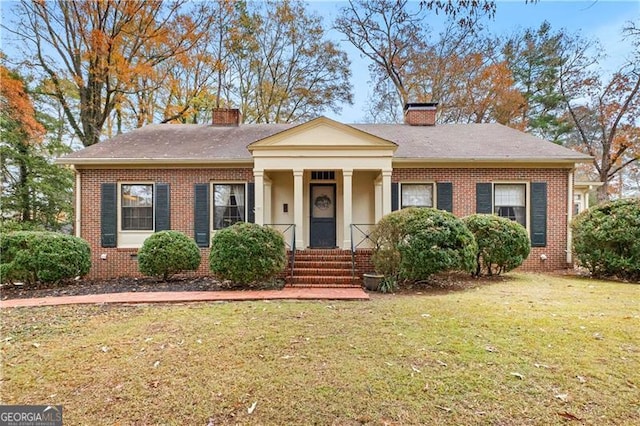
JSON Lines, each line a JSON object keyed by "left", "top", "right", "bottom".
{"left": 362, "top": 273, "right": 384, "bottom": 291}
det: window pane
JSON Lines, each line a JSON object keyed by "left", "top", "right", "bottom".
{"left": 121, "top": 184, "right": 153, "bottom": 230}
{"left": 213, "top": 184, "right": 245, "bottom": 229}
{"left": 494, "top": 184, "right": 526, "bottom": 226}
{"left": 401, "top": 184, "right": 433, "bottom": 208}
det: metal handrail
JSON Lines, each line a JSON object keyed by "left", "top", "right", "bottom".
{"left": 350, "top": 223, "right": 376, "bottom": 281}
{"left": 265, "top": 224, "right": 296, "bottom": 278}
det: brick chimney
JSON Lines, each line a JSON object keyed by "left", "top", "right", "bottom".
{"left": 212, "top": 108, "right": 242, "bottom": 126}
{"left": 404, "top": 102, "right": 438, "bottom": 126}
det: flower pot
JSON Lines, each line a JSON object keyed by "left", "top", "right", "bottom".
{"left": 362, "top": 273, "right": 384, "bottom": 291}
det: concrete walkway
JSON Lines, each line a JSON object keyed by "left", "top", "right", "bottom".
{"left": 0, "top": 287, "right": 369, "bottom": 308}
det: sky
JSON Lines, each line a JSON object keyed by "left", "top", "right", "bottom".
{"left": 1, "top": 0, "right": 638, "bottom": 124}
{"left": 309, "top": 0, "right": 640, "bottom": 123}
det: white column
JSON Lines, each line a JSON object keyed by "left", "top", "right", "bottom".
{"left": 293, "top": 169, "right": 304, "bottom": 249}
{"left": 566, "top": 170, "right": 574, "bottom": 264}
{"left": 374, "top": 174, "right": 383, "bottom": 223}
{"left": 342, "top": 169, "right": 353, "bottom": 250}
{"left": 74, "top": 168, "right": 81, "bottom": 237}
{"left": 264, "top": 176, "right": 272, "bottom": 225}
{"left": 382, "top": 169, "right": 393, "bottom": 216}
{"left": 253, "top": 169, "right": 264, "bottom": 225}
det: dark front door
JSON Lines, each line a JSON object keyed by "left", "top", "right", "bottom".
{"left": 310, "top": 184, "right": 336, "bottom": 248}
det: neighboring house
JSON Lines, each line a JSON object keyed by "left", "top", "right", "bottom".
{"left": 59, "top": 104, "right": 591, "bottom": 282}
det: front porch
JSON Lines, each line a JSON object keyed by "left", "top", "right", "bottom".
{"left": 270, "top": 224, "right": 376, "bottom": 288}
{"left": 248, "top": 116, "right": 397, "bottom": 251}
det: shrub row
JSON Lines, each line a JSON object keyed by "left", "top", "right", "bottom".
{"left": 371, "top": 208, "right": 531, "bottom": 285}
{"left": 138, "top": 225, "right": 286, "bottom": 286}
{"left": 1, "top": 224, "right": 287, "bottom": 288}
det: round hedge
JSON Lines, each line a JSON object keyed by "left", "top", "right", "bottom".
{"left": 463, "top": 214, "right": 531, "bottom": 276}
{"left": 572, "top": 198, "right": 640, "bottom": 281}
{"left": 137, "top": 231, "right": 201, "bottom": 280}
{"left": 209, "top": 222, "right": 286, "bottom": 285}
{"left": 0, "top": 231, "right": 91, "bottom": 286}
{"left": 372, "top": 208, "right": 477, "bottom": 283}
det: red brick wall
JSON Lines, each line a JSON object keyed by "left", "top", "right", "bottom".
{"left": 212, "top": 108, "right": 241, "bottom": 126}
{"left": 404, "top": 109, "right": 436, "bottom": 126}
{"left": 79, "top": 168, "right": 253, "bottom": 279}
{"left": 79, "top": 166, "right": 570, "bottom": 279}
{"left": 392, "top": 167, "right": 571, "bottom": 272}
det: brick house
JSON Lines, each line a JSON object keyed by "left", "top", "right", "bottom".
{"left": 59, "top": 103, "right": 591, "bottom": 283}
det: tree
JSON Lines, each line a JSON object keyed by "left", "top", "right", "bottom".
{"left": 559, "top": 25, "right": 640, "bottom": 201}
{"left": 0, "top": 63, "right": 73, "bottom": 230}
{"left": 335, "top": 0, "right": 495, "bottom": 121}
{"left": 503, "top": 22, "right": 580, "bottom": 143}
{"left": 228, "top": 0, "right": 352, "bottom": 123}
{"left": 8, "top": 0, "right": 217, "bottom": 146}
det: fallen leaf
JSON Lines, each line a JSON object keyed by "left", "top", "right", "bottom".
{"left": 510, "top": 372, "right": 525, "bottom": 380}
{"left": 247, "top": 401, "right": 257, "bottom": 414}
{"left": 557, "top": 411, "right": 582, "bottom": 421}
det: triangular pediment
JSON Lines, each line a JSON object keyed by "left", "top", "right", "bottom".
{"left": 248, "top": 116, "right": 397, "bottom": 151}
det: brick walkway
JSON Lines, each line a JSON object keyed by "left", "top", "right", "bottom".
{"left": 0, "top": 287, "right": 369, "bottom": 308}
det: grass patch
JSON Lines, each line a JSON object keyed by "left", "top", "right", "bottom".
{"left": 1, "top": 273, "right": 639, "bottom": 424}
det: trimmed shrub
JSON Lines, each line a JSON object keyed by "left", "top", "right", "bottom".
{"left": 138, "top": 231, "right": 201, "bottom": 280}
{"left": 371, "top": 208, "right": 477, "bottom": 284}
{"left": 572, "top": 198, "right": 640, "bottom": 281}
{"left": 463, "top": 214, "right": 531, "bottom": 276}
{"left": 0, "top": 231, "right": 91, "bottom": 286}
{"left": 209, "top": 222, "right": 286, "bottom": 285}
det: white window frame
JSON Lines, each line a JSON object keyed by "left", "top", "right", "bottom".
{"left": 400, "top": 182, "right": 436, "bottom": 209}
{"left": 117, "top": 181, "right": 155, "bottom": 248}
{"left": 211, "top": 182, "right": 248, "bottom": 231}
{"left": 492, "top": 182, "right": 530, "bottom": 231}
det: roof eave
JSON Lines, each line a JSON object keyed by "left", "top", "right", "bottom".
{"left": 393, "top": 157, "right": 592, "bottom": 164}
{"left": 56, "top": 157, "right": 253, "bottom": 166}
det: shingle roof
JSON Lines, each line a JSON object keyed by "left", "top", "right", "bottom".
{"left": 59, "top": 120, "right": 591, "bottom": 164}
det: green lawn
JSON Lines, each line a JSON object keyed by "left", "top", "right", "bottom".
{"left": 1, "top": 274, "right": 639, "bottom": 425}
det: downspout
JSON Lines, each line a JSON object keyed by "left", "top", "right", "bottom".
{"left": 74, "top": 167, "right": 81, "bottom": 238}
{"left": 566, "top": 170, "right": 573, "bottom": 264}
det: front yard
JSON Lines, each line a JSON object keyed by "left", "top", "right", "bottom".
{"left": 1, "top": 274, "right": 638, "bottom": 425}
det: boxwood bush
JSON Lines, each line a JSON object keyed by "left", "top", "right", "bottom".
{"left": 0, "top": 231, "right": 91, "bottom": 286}
{"left": 209, "top": 222, "right": 286, "bottom": 286}
{"left": 463, "top": 214, "right": 531, "bottom": 276}
{"left": 371, "top": 208, "right": 477, "bottom": 284}
{"left": 137, "top": 231, "right": 201, "bottom": 280}
{"left": 572, "top": 198, "right": 640, "bottom": 281}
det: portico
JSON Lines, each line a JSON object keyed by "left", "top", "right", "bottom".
{"left": 248, "top": 117, "right": 396, "bottom": 250}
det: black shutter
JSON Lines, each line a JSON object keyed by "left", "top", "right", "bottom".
{"left": 391, "top": 182, "right": 399, "bottom": 211}
{"left": 247, "top": 182, "right": 255, "bottom": 223}
{"left": 530, "top": 182, "right": 547, "bottom": 247}
{"left": 476, "top": 183, "right": 493, "bottom": 214}
{"left": 436, "top": 182, "right": 453, "bottom": 212}
{"left": 194, "top": 184, "right": 210, "bottom": 247}
{"left": 101, "top": 183, "right": 117, "bottom": 248}
{"left": 155, "top": 183, "right": 170, "bottom": 231}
